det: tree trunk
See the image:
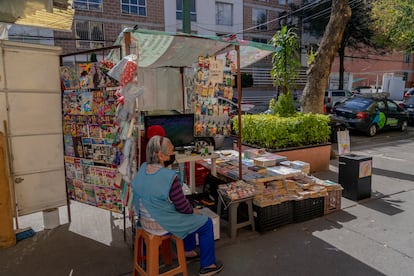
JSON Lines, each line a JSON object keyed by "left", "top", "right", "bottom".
{"left": 301, "top": 0, "right": 351, "bottom": 114}
{"left": 338, "top": 41, "right": 345, "bottom": 90}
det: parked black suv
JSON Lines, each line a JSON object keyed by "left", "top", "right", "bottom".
{"left": 331, "top": 94, "right": 408, "bottom": 136}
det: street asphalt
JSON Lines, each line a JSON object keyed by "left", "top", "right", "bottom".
{"left": 1, "top": 129, "right": 414, "bottom": 276}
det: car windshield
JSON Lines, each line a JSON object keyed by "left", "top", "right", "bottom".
{"left": 404, "top": 97, "right": 414, "bottom": 104}
{"left": 341, "top": 97, "right": 373, "bottom": 110}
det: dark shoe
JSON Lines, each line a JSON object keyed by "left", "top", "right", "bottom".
{"left": 199, "top": 262, "right": 224, "bottom": 276}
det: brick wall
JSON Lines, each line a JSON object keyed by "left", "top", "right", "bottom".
{"left": 55, "top": 0, "right": 164, "bottom": 55}
{"left": 331, "top": 50, "right": 414, "bottom": 88}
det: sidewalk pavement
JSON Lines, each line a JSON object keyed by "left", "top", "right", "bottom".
{"left": 1, "top": 142, "right": 414, "bottom": 276}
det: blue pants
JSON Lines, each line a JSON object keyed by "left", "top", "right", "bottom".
{"left": 183, "top": 218, "right": 215, "bottom": 268}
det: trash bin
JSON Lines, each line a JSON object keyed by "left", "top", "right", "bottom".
{"left": 338, "top": 154, "right": 372, "bottom": 201}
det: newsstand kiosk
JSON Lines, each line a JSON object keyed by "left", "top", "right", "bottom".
{"left": 338, "top": 154, "right": 372, "bottom": 201}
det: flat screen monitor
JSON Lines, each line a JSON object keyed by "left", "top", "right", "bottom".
{"left": 144, "top": 114, "right": 195, "bottom": 149}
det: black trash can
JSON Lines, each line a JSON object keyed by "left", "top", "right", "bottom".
{"left": 338, "top": 154, "right": 372, "bottom": 201}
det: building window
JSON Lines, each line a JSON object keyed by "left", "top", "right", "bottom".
{"left": 404, "top": 53, "right": 410, "bottom": 63}
{"left": 252, "top": 8, "right": 267, "bottom": 30}
{"left": 216, "top": 2, "right": 233, "bottom": 26}
{"left": 176, "top": 0, "right": 197, "bottom": 21}
{"left": 75, "top": 20, "right": 105, "bottom": 49}
{"left": 73, "top": 0, "right": 103, "bottom": 11}
{"left": 121, "top": 0, "right": 147, "bottom": 16}
{"left": 278, "top": 0, "right": 294, "bottom": 4}
{"left": 252, "top": 37, "right": 268, "bottom": 44}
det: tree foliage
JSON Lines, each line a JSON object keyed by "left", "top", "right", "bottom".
{"left": 301, "top": 0, "right": 351, "bottom": 114}
{"left": 270, "top": 26, "right": 301, "bottom": 94}
{"left": 371, "top": 0, "right": 414, "bottom": 52}
{"left": 301, "top": 0, "right": 375, "bottom": 49}
{"left": 300, "top": 0, "right": 376, "bottom": 89}
{"left": 269, "top": 26, "right": 301, "bottom": 117}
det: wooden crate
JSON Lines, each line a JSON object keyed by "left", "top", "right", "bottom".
{"left": 324, "top": 189, "right": 342, "bottom": 214}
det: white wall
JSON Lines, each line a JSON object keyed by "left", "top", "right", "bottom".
{"left": 164, "top": 0, "right": 243, "bottom": 38}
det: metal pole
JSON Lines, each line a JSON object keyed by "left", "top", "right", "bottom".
{"left": 0, "top": 132, "right": 16, "bottom": 248}
{"left": 236, "top": 45, "right": 243, "bottom": 180}
{"left": 183, "top": 0, "right": 191, "bottom": 34}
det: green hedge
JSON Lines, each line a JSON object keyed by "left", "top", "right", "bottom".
{"left": 232, "top": 113, "right": 331, "bottom": 150}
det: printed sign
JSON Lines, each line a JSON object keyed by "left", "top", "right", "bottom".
{"left": 337, "top": 130, "right": 350, "bottom": 155}
{"left": 208, "top": 59, "right": 224, "bottom": 85}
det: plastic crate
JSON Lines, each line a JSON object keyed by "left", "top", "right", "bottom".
{"left": 293, "top": 197, "right": 324, "bottom": 223}
{"left": 185, "top": 162, "right": 210, "bottom": 186}
{"left": 324, "top": 189, "right": 342, "bottom": 214}
{"left": 253, "top": 201, "right": 293, "bottom": 232}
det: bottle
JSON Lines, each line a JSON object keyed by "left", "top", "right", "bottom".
{"left": 207, "top": 101, "right": 213, "bottom": 116}
{"left": 195, "top": 99, "right": 201, "bottom": 114}
{"left": 201, "top": 101, "right": 207, "bottom": 115}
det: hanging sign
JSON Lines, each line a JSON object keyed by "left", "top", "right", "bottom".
{"left": 208, "top": 59, "right": 224, "bottom": 85}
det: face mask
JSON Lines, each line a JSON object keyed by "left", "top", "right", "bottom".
{"left": 164, "top": 154, "right": 176, "bottom": 167}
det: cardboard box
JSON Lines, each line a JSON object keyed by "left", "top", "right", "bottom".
{"left": 198, "top": 207, "right": 220, "bottom": 240}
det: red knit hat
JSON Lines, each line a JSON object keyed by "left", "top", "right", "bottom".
{"left": 147, "top": 125, "right": 166, "bottom": 139}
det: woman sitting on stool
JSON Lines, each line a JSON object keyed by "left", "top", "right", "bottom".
{"left": 132, "top": 135, "right": 223, "bottom": 276}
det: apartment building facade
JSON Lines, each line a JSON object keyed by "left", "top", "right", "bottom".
{"left": 53, "top": 0, "right": 291, "bottom": 55}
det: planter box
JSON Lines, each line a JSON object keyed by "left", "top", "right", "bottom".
{"left": 233, "top": 142, "right": 331, "bottom": 173}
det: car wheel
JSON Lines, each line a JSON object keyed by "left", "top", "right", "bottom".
{"left": 367, "top": 124, "right": 378, "bottom": 137}
{"left": 400, "top": 120, "right": 408, "bottom": 132}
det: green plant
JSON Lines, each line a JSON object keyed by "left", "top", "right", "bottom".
{"left": 269, "top": 26, "right": 301, "bottom": 116}
{"left": 233, "top": 113, "right": 330, "bottom": 150}
{"left": 307, "top": 46, "right": 316, "bottom": 66}
{"left": 269, "top": 91, "right": 296, "bottom": 117}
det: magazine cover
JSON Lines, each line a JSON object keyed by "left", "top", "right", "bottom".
{"left": 74, "top": 158, "right": 83, "bottom": 180}
{"left": 89, "top": 124, "right": 102, "bottom": 138}
{"left": 73, "top": 137, "right": 84, "bottom": 158}
{"left": 78, "top": 63, "right": 94, "bottom": 89}
{"left": 92, "top": 62, "right": 106, "bottom": 88}
{"left": 60, "top": 64, "right": 79, "bottom": 90}
{"left": 104, "top": 89, "right": 117, "bottom": 115}
{"left": 74, "top": 186, "right": 83, "bottom": 201}
{"left": 81, "top": 158, "right": 94, "bottom": 183}
{"left": 65, "top": 91, "right": 82, "bottom": 115}
{"left": 92, "top": 90, "right": 105, "bottom": 116}
{"left": 64, "top": 156, "right": 76, "bottom": 178}
{"left": 94, "top": 186, "right": 123, "bottom": 213}
{"left": 81, "top": 92, "right": 93, "bottom": 115}
{"left": 91, "top": 138, "right": 114, "bottom": 164}
{"left": 64, "top": 135, "right": 75, "bottom": 157}
{"left": 82, "top": 138, "right": 93, "bottom": 159}
{"left": 83, "top": 184, "right": 97, "bottom": 205}
{"left": 66, "top": 178, "right": 75, "bottom": 200}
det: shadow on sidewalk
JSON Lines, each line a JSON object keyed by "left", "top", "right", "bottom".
{"left": 0, "top": 223, "right": 133, "bottom": 276}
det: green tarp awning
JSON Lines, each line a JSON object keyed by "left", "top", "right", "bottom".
{"left": 111, "top": 28, "right": 276, "bottom": 69}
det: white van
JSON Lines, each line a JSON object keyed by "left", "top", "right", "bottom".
{"left": 324, "top": 89, "right": 353, "bottom": 112}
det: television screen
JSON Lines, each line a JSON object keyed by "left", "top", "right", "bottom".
{"left": 144, "top": 114, "right": 195, "bottom": 149}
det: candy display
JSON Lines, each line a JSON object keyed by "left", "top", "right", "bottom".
{"left": 190, "top": 53, "right": 238, "bottom": 138}
{"left": 218, "top": 180, "right": 256, "bottom": 202}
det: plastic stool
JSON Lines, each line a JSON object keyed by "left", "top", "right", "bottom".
{"left": 133, "top": 229, "right": 188, "bottom": 276}
{"left": 217, "top": 196, "right": 255, "bottom": 239}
